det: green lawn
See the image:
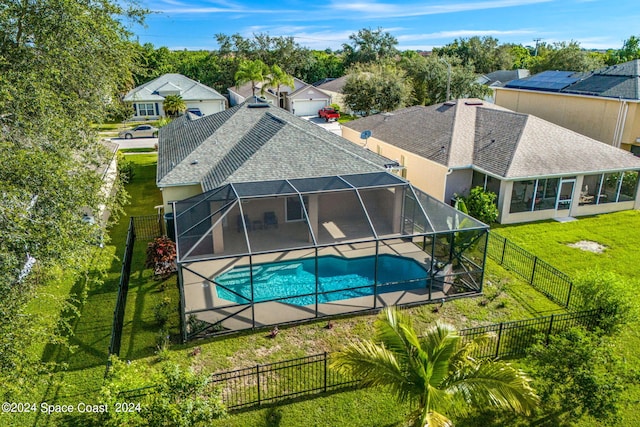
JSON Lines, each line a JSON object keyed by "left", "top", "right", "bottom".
{"left": 17, "top": 155, "right": 636, "bottom": 427}
{"left": 494, "top": 211, "right": 640, "bottom": 427}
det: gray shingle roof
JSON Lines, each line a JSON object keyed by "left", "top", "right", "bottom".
{"left": 123, "top": 73, "right": 226, "bottom": 102}
{"left": 157, "top": 100, "right": 392, "bottom": 191}
{"left": 343, "top": 99, "right": 640, "bottom": 179}
{"left": 315, "top": 76, "right": 348, "bottom": 93}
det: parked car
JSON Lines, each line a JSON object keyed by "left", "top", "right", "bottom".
{"left": 119, "top": 125, "right": 159, "bottom": 139}
{"left": 318, "top": 107, "right": 340, "bottom": 122}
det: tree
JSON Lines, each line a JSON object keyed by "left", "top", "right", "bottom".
{"left": 0, "top": 0, "right": 143, "bottom": 400}
{"left": 433, "top": 36, "right": 513, "bottom": 74}
{"left": 162, "top": 94, "right": 186, "bottom": 117}
{"left": 400, "top": 54, "right": 492, "bottom": 106}
{"left": 332, "top": 307, "right": 539, "bottom": 427}
{"left": 528, "top": 41, "right": 605, "bottom": 74}
{"left": 263, "top": 64, "right": 295, "bottom": 108}
{"left": 234, "top": 59, "right": 269, "bottom": 96}
{"left": 343, "top": 63, "right": 411, "bottom": 116}
{"left": 343, "top": 27, "right": 399, "bottom": 66}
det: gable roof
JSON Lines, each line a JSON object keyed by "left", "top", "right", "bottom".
{"left": 315, "top": 76, "right": 348, "bottom": 93}
{"left": 504, "top": 60, "right": 640, "bottom": 100}
{"left": 123, "top": 73, "right": 225, "bottom": 103}
{"left": 478, "top": 70, "right": 530, "bottom": 87}
{"left": 343, "top": 99, "right": 640, "bottom": 179}
{"left": 288, "top": 84, "right": 331, "bottom": 100}
{"left": 157, "top": 99, "right": 392, "bottom": 191}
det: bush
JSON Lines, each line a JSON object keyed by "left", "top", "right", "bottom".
{"left": 573, "top": 268, "right": 635, "bottom": 333}
{"left": 146, "top": 236, "right": 177, "bottom": 279}
{"left": 460, "top": 186, "right": 499, "bottom": 224}
{"left": 117, "top": 152, "right": 134, "bottom": 184}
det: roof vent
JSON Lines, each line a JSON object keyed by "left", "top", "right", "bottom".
{"left": 464, "top": 100, "right": 483, "bottom": 106}
{"left": 248, "top": 103, "right": 269, "bottom": 108}
{"left": 444, "top": 100, "right": 456, "bottom": 106}
{"left": 190, "top": 160, "right": 199, "bottom": 165}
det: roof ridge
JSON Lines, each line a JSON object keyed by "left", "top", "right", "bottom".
{"left": 502, "top": 113, "right": 529, "bottom": 178}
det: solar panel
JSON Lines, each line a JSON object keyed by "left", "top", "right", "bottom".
{"left": 506, "top": 71, "right": 582, "bottom": 92}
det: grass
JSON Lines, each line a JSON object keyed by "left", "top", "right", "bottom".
{"left": 493, "top": 211, "right": 640, "bottom": 427}
{"left": 120, "top": 147, "right": 157, "bottom": 153}
{"left": 19, "top": 155, "right": 634, "bottom": 426}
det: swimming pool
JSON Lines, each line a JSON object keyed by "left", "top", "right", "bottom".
{"left": 215, "top": 254, "right": 429, "bottom": 306}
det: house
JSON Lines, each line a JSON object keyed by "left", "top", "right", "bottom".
{"left": 494, "top": 60, "right": 640, "bottom": 155}
{"left": 228, "top": 77, "right": 331, "bottom": 116}
{"left": 314, "top": 76, "right": 352, "bottom": 114}
{"left": 123, "top": 73, "right": 226, "bottom": 120}
{"left": 156, "top": 99, "right": 488, "bottom": 340}
{"left": 476, "top": 69, "right": 529, "bottom": 102}
{"left": 341, "top": 99, "right": 640, "bottom": 224}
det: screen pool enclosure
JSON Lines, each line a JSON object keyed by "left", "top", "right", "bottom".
{"left": 171, "top": 172, "right": 489, "bottom": 341}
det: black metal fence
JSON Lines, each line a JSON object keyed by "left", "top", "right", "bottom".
{"left": 486, "top": 232, "right": 581, "bottom": 310}
{"left": 210, "top": 352, "right": 358, "bottom": 410}
{"left": 109, "top": 217, "right": 136, "bottom": 358}
{"left": 459, "top": 308, "right": 603, "bottom": 359}
{"left": 188, "top": 308, "right": 602, "bottom": 411}
{"left": 132, "top": 214, "right": 163, "bottom": 240}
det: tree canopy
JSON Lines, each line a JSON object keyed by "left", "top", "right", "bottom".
{"left": 342, "top": 63, "right": 411, "bottom": 116}
{"left": 0, "top": 0, "right": 143, "bottom": 398}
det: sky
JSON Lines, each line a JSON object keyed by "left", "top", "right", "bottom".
{"left": 132, "top": 0, "right": 639, "bottom": 52}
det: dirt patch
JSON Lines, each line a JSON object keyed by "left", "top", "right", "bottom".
{"left": 567, "top": 240, "right": 606, "bottom": 253}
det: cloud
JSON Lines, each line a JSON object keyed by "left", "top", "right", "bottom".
{"left": 397, "top": 29, "right": 536, "bottom": 42}
{"left": 329, "top": 0, "right": 554, "bottom": 19}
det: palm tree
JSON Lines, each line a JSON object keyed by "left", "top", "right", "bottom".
{"left": 262, "top": 64, "right": 295, "bottom": 108}
{"left": 162, "top": 94, "right": 186, "bottom": 118}
{"left": 234, "top": 59, "right": 269, "bottom": 97}
{"left": 331, "top": 307, "right": 539, "bottom": 427}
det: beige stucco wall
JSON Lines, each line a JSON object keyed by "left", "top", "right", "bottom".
{"left": 162, "top": 184, "right": 203, "bottom": 213}
{"left": 495, "top": 88, "right": 640, "bottom": 150}
{"left": 342, "top": 127, "right": 449, "bottom": 201}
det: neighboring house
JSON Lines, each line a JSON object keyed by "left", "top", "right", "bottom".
{"left": 495, "top": 60, "right": 640, "bottom": 155}
{"left": 342, "top": 99, "right": 640, "bottom": 224}
{"left": 314, "top": 76, "right": 352, "bottom": 114}
{"left": 476, "top": 69, "right": 529, "bottom": 102}
{"left": 123, "top": 73, "right": 226, "bottom": 120}
{"left": 156, "top": 98, "right": 488, "bottom": 340}
{"left": 228, "top": 77, "right": 331, "bottom": 116}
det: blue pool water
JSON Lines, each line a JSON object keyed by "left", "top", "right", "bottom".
{"left": 215, "top": 255, "right": 428, "bottom": 306}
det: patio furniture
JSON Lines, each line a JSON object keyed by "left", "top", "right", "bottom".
{"left": 236, "top": 214, "right": 250, "bottom": 232}
{"left": 263, "top": 211, "right": 278, "bottom": 229}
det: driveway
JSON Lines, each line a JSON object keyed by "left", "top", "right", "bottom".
{"left": 110, "top": 136, "right": 158, "bottom": 149}
{"left": 303, "top": 116, "right": 342, "bottom": 136}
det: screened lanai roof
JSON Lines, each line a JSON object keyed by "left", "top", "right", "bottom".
{"left": 172, "top": 172, "right": 488, "bottom": 263}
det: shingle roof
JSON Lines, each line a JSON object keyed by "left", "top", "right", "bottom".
{"left": 157, "top": 100, "right": 392, "bottom": 191}
{"left": 343, "top": 99, "right": 640, "bottom": 179}
{"left": 316, "top": 76, "right": 348, "bottom": 93}
{"left": 123, "top": 73, "right": 225, "bottom": 102}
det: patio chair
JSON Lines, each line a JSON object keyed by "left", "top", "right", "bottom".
{"left": 263, "top": 211, "right": 278, "bottom": 229}
{"left": 236, "top": 214, "right": 250, "bottom": 232}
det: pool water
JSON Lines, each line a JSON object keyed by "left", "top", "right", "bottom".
{"left": 215, "top": 255, "right": 428, "bottom": 306}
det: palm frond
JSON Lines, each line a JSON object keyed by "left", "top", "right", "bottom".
{"left": 444, "top": 360, "right": 540, "bottom": 417}
{"left": 331, "top": 340, "right": 422, "bottom": 403}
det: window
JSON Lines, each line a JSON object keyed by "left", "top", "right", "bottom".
{"left": 137, "top": 103, "right": 155, "bottom": 116}
{"left": 285, "top": 196, "right": 309, "bottom": 222}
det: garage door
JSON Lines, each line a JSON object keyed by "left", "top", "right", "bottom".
{"left": 292, "top": 100, "right": 328, "bottom": 116}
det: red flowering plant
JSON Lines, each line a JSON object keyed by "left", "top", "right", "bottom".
{"left": 145, "top": 236, "right": 177, "bottom": 279}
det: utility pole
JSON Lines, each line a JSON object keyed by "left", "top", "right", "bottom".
{"left": 533, "top": 38, "right": 542, "bottom": 56}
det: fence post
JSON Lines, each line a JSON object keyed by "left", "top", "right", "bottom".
{"left": 500, "top": 237, "right": 507, "bottom": 265}
{"left": 546, "top": 314, "right": 555, "bottom": 346}
{"left": 566, "top": 282, "right": 573, "bottom": 309}
{"left": 495, "top": 322, "right": 504, "bottom": 359}
{"left": 530, "top": 256, "right": 538, "bottom": 284}
{"left": 324, "top": 352, "right": 328, "bottom": 393}
{"left": 256, "top": 365, "right": 261, "bottom": 406}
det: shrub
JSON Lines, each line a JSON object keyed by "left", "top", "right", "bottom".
{"left": 461, "top": 186, "right": 499, "bottom": 224}
{"left": 146, "top": 236, "right": 177, "bottom": 279}
{"left": 572, "top": 268, "right": 635, "bottom": 333}
{"left": 153, "top": 297, "right": 173, "bottom": 327}
{"left": 117, "top": 152, "right": 134, "bottom": 184}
